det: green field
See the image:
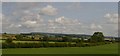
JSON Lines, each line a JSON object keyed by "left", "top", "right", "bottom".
{"left": 2, "top": 43, "right": 118, "bottom": 54}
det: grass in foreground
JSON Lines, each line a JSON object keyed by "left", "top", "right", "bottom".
{"left": 2, "top": 43, "right": 118, "bottom": 54}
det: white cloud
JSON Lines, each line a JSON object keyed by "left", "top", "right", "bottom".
{"left": 45, "top": 16, "right": 82, "bottom": 34}
{"left": 104, "top": 13, "right": 111, "bottom": 18}
{"left": 22, "top": 20, "right": 37, "bottom": 28}
{"left": 23, "top": 10, "right": 31, "bottom": 14}
{"left": 55, "top": 16, "right": 65, "bottom": 24}
{"left": 6, "top": 23, "right": 22, "bottom": 30}
{"left": 40, "top": 5, "right": 58, "bottom": 16}
{"left": 90, "top": 23, "right": 103, "bottom": 29}
{"left": 54, "top": 16, "right": 81, "bottom": 25}
{"left": 20, "top": 13, "right": 45, "bottom": 28}
{"left": 48, "top": 19, "right": 55, "bottom": 26}
{"left": 97, "top": 25, "right": 103, "bottom": 29}
{"left": 12, "top": 9, "right": 34, "bottom": 16}
{"left": 104, "top": 13, "right": 118, "bottom": 24}
{"left": 25, "top": 20, "right": 37, "bottom": 24}
{"left": 17, "top": 24, "right": 22, "bottom": 27}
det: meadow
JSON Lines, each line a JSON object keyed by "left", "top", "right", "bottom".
{"left": 2, "top": 43, "right": 118, "bottom": 54}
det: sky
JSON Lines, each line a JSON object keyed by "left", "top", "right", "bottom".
{"left": 1, "top": 2, "right": 118, "bottom": 37}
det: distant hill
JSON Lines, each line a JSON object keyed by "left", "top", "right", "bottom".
{"left": 20, "top": 32, "right": 118, "bottom": 38}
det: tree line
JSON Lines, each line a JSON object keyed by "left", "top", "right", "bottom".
{"left": 2, "top": 32, "right": 116, "bottom": 48}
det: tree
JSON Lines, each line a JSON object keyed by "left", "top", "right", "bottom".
{"left": 80, "top": 37, "right": 84, "bottom": 42}
{"left": 62, "top": 36, "right": 72, "bottom": 42}
{"left": 90, "top": 32, "right": 104, "bottom": 43}
{"left": 74, "top": 38, "right": 80, "bottom": 43}
{"left": 43, "top": 35, "right": 49, "bottom": 41}
{"left": 15, "top": 34, "right": 23, "bottom": 40}
{"left": 3, "top": 32, "right": 7, "bottom": 34}
{"left": 5, "top": 38, "right": 13, "bottom": 43}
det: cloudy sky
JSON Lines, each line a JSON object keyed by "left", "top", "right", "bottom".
{"left": 1, "top": 2, "right": 118, "bottom": 37}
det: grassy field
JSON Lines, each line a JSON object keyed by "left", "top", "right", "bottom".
{"left": 2, "top": 43, "right": 118, "bottom": 54}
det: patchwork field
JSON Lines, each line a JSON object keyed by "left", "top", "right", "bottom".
{"left": 2, "top": 43, "right": 118, "bottom": 54}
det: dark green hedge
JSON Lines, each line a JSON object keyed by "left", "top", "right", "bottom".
{"left": 2, "top": 42, "right": 111, "bottom": 49}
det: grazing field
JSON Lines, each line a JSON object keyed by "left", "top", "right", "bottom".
{"left": 2, "top": 43, "right": 118, "bottom": 54}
